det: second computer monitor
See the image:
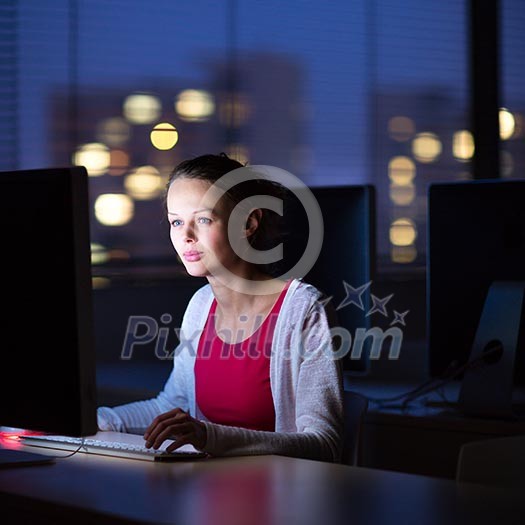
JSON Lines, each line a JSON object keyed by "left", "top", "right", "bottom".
{"left": 282, "top": 184, "right": 376, "bottom": 373}
{"left": 427, "top": 179, "right": 525, "bottom": 390}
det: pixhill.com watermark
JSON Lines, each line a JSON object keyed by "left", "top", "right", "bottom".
{"left": 119, "top": 280, "right": 409, "bottom": 362}
{"left": 120, "top": 165, "right": 408, "bottom": 360}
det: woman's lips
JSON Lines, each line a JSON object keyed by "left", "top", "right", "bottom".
{"left": 183, "top": 250, "right": 203, "bottom": 262}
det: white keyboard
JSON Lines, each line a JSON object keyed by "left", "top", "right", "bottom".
{"left": 19, "top": 431, "right": 207, "bottom": 462}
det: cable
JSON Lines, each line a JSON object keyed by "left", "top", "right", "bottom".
{"left": 405, "top": 344, "right": 503, "bottom": 407}
{"left": 365, "top": 360, "right": 460, "bottom": 405}
{"left": 49, "top": 438, "right": 86, "bottom": 459}
{"left": 365, "top": 375, "right": 446, "bottom": 405}
{"left": 366, "top": 344, "right": 503, "bottom": 409}
{"left": 28, "top": 438, "right": 86, "bottom": 461}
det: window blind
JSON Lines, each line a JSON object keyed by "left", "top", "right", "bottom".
{"left": 0, "top": 1, "right": 17, "bottom": 170}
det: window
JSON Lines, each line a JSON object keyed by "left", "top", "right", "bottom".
{"left": 3, "top": 1, "right": 476, "bottom": 280}
{"left": 501, "top": 0, "right": 525, "bottom": 180}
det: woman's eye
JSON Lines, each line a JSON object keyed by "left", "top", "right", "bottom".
{"left": 197, "top": 217, "right": 212, "bottom": 225}
{"left": 171, "top": 219, "right": 183, "bottom": 227}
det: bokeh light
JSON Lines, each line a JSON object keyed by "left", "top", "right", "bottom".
{"left": 73, "top": 142, "right": 110, "bottom": 176}
{"left": 388, "top": 116, "right": 415, "bottom": 142}
{"left": 123, "top": 93, "right": 162, "bottom": 124}
{"left": 389, "top": 184, "right": 416, "bottom": 206}
{"left": 412, "top": 132, "right": 442, "bottom": 163}
{"left": 91, "top": 243, "right": 109, "bottom": 265}
{"left": 108, "top": 149, "right": 130, "bottom": 176}
{"left": 453, "top": 130, "right": 475, "bottom": 161}
{"left": 225, "top": 144, "right": 249, "bottom": 165}
{"left": 94, "top": 193, "right": 134, "bottom": 226}
{"left": 92, "top": 276, "right": 111, "bottom": 289}
{"left": 388, "top": 156, "right": 416, "bottom": 185}
{"left": 175, "top": 89, "right": 215, "bottom": 122}
{"left": 389, "top": 218, "right": 417, "bottom": 246}
{"left": 124, "top": 165, "right": 165, "bottom": 200}
{"left": 499, "top": 108, "right": 515, "bottom": 140}
{"left": 96, "top": 117, "right": 130, "bottom": 147}
{"left": 150, "top": 122, "right": 179, "bottom": 150}
{"left": 391, "top": 245, "right": 418, "bottom": 264}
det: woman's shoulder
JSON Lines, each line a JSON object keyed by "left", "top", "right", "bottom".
{"left": 286, "top": 278, "right": 337, "bottom": 325}
{"left": 281, "top": 278, "right": 327, "bottom": 316}
{"left": 188, "top": 282, "right": 214, "bottom": 304}
{"left": 183, "top": 282, "right": 214, "bottom": 319}
{"left": 288, "top": 278, "right": 326, "bottom": 304}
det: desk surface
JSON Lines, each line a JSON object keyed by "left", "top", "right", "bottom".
{"left": 1, "top": 443, "right": 524, "bottom": 525}
{"left": 347, "top": 378, "right": 525, "bottom": 431}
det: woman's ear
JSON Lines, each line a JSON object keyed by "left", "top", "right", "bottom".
{"left": 245, "top": 208, "right": 262, "bottom": 238}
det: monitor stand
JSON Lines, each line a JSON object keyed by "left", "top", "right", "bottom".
{"left": 0, "top": 447, "right": 55, "bottom": 468}
{"left": 458, "top": 281, "right": 525, "bottom": 420}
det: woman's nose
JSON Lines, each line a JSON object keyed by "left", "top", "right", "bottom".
{"left": 182, "top": 222, "right": 196, "bottom": 242}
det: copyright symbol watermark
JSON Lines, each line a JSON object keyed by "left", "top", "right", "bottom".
{"left": 201, "top": 165, "right": 324, "bottom": 295}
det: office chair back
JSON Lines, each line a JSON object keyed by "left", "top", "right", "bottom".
{"left": 341, "top": 390, "right": 369, "bottom": 466}
{"left": 456, "top": 434, "right": 525, "bottom": 487}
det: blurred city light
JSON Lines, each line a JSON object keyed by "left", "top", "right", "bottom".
{"left": 388, "top": 116, "right": 415, "bottom": 142}
{"left": 124, "top": 165, "right": 164, "bottom": 200}
{"left": 73, "top": 142, "right": 110, "bottom": 176}
{"left": 90, "top": 242, "right": 109, "bottom": 265}
{"left": 390, "top": 217, "right": 417, "bottom": 246}
{"left": 499, "top": 108, "right": 515, "bottom": 140}
{"left": 150, "top": 122, "right": 179, "bottom": 150}
{"left": 412, "top": 132, "right": 442, "bottom": 163}
{"left": 391, "top": 245, "right": 418, "bottom": 264}
{"left": 388, "top": 156, "right": 416, "bottom": 185}
{"left": 452, "top": 130, "right": 475, "bottom": 161}
{"left": 108, "top": 149, "right": 130, "bottom": 176}
{"left": 123, "top": 93, "right": 162, "bottom": 124}
{"left": 225, "top": 144, "right": 250, "bottom": 165}
{"left": 175, "top": 89, "right": 215, "bottom": 121}
{"left": 389, "top": 184, "right": 416, "bottom": 206}
{"left": 96, "top": 117, "right": 130, "bottom": 147}
{"left": 94, "top": 193, "right": 134, "bottom": 226}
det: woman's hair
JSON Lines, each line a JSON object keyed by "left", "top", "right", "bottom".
{"left": 166, "top": 153, "right": 289, "bottom": 275}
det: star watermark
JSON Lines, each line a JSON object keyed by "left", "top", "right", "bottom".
{"left": 336, "top": 280, "right": 372, "bottom": 311}
{"left": 366, "top": 293, "right": 394, "bottom": 317}
{"left": 390, "top": 310, "right": 409, "bottom": 326}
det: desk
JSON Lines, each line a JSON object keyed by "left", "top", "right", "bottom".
{"left": 346, "top": 379, "right": 525, "bottom": 479}
{"left": 1, "top": 445, "right": 524, "bottom": 524}
{"left": 96, "top": 369, "right": 525, "bottom": 481}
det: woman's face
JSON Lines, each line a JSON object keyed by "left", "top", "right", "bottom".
{"left": 166, "top": 177, "right": 241, "bottom": 278}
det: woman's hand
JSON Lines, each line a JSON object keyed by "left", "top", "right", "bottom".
{"left": 143, "top": 408, "right": 207, "bottom": 452}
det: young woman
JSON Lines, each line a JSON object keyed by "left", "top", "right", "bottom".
{"left": 97, "top": 153, "right": 344, "bottom": 462}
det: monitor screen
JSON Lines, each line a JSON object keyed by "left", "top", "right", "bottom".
{"left": 282, "top": 184, "right": 376, "bottom": 373}
{"left": 427, "top": 179, "right": 525, "bottom": 384}
{"left": 0, "top": 166, "right": 97, "bottom": 437}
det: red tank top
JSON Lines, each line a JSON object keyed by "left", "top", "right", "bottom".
{"left": 194, "top": 282, "right": 290, "bottom": 431}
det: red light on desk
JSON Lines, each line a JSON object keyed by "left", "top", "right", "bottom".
{"left": 0, "top": 428, "right": 44, "bottom": 441}
{"left": 0, "top": 433, "right": 20, "bottom": 442}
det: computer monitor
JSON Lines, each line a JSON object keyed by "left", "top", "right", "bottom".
{"left": 427, "top": 179, "right": 525, "bottom": 417}
{"left": 0, "top": 166, "right": 98, "bottom": 438}
{"left": 282, "top": 184, "right": 376, "bottom": 373}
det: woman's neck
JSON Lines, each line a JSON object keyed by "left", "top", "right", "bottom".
{"left": 207, "top": 269, "right": 288, "bottom": 317}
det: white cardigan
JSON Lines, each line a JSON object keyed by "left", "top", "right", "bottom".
{"left": 97, "top": 278, "right": 344, "bottom": 462}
